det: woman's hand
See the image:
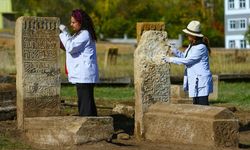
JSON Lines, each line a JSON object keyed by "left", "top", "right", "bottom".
{"left": 169, "top": 43, "right": 177, "bottom": 53}
{"left": 59, "top": 24, "right": 68, "bottom": 32}
{"left": 162, "top": 56, "right": 170, "bottom": 63}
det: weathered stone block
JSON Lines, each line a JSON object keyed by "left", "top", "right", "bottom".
{"left": 136, "top": 22, "right": 165, "bottom": 43}
{"left": 112, "top": 104, "right": 134, "bottom": 118}
{"left": 134, "top": 31, "right": 171, "bottom": 139}
{"left": 15, "top": 16, "right": 61, "bottom": 129}
{"left": 0, "top": 83, "right": 16, "bottom": 107}
{"left": 144, "top": 103, "right": 239, "bottom": 148}
{"left": 170, "top": 84, "right": 191, "bottom": 104}
{"left": 0, "top": 106, "right": 16, "bottom": 121}
{"left": 104, "top": 48, "right": 118, "bottom": 69}
{"left": 210, "top": 75, "right": 219, "bottom": 100}
{"left": 0, "top": 83, "right": 16, "bottom": 120}
{"left": 24, "top": 116, "right": 113, "bottom": 146}
{"left": 170, "top": 75, "right": 219, "bottom": 103}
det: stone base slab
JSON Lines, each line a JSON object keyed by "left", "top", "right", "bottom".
{"left": 144, "top": 103, "right": 239, "bottom": 148}
{"left": 24, "top": 116, "right": 113, "bottom": 146}
{"left": 170, "top": 75, "right": 218, "bottom": 103}
{"left": 0, "top": 106, "right": 16, "bottom": 121}
{"left": 170, "top": 85, "right": 191, "bottom": 104}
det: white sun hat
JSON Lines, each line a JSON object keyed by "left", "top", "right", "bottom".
{"left": 182, "top": 20, "right": 203, "bottom": 37}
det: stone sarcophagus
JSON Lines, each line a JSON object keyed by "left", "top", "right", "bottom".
{"left": 144, "top": 103, "right": 239, "bottom": 148}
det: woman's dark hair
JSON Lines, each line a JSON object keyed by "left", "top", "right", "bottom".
{"left": 72, "top": 9, "right": 97, "bottom": 41}
{"left": 195, "top": 36, "right": 211, "bottom": 55}
{"left": 202, "top": 36, "right": 211, "bottom": 55}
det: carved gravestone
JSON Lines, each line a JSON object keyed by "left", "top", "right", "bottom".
{"left": 15, "top": 17, "right": 114, "bottom": 146}
{"left": 144, "top": 103, "right": 239, "bottom": 148}
{"left": 136, "top": 22, "right": 165, "bottom": 43}
{"left": 134, "top": 30, "right": 171, "bottom": 139}
{"left": 15, "top": 16, "right": 60, "bottom": 129}
{"left": 104, "top": 47, "right": 118, "bottom": 69}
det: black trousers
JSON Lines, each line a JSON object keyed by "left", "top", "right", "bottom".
{"left": 193, "top": 96, "right": 209, "bottom": 105}
{"left": 76, "top": 83, "right": 97, "bottom": 116}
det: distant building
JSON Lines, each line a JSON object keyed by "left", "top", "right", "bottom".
{"left": 224, "top": 0, "right": 250, "bottom": 49}
{"left": 0, "top": 0, "right": 15, "bottom": 30}
{"left": 106, "top": 34, "right": 137, "bottom": 45}
{"left": 106, "top": 34, "right": 183, "bottom": 48}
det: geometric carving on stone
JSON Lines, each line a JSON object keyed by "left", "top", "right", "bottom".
{"left": 15, "top": 17, "right": 114, "bottom": 147}
{"left": 134, "top": 30, "right": 171, "bottom": 139}
{"left": 144, "top": 103, "right": 239, "bottom": 148}
{"left": 15, "top": 16, "right": 61, "bottom": 129}
{"left": 136, "top": 22, "right": 165, "bottom": 43}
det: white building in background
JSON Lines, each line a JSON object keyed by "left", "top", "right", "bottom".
{"left": 106, "top": 34, "right": 183, "bottom": 48}
{"left": 224, "top": 0, "right": 250, "bottom": 49}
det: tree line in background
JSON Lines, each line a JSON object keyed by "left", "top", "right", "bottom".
{"left": 12, "top": 0, "right": 225, "bottom": 47}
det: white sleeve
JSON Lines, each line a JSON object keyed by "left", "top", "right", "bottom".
{"left": 169, "top": 45, "right": 205, "bottom": 65}
{"left": 172, "top": 48, "right": 185, "bottom": 58}
{"left": 59, "top": 30, "right": 90, "bottom": 54}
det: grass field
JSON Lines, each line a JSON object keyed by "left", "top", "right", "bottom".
{"left": 61, "top": 81, "right": 250, "bottom": 111}
{"left": 1, "top": 33, "right": 250, "bottom": 150}
{"left": 211, "top": 81, "right": 250, "bottom": 111}
{"left": 0, "top": 135, "right": 33, "bottom": 150}
{"left": 0, "top": 81, "right": 249, "bottom": 150}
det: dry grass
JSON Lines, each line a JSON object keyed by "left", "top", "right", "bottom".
{"left": 209, "top": 48, "right": 250, "bottom": 74}
{"left": 1, "top": 39, "right": 250, "bottom": 78}
{"left": 60, "top": 42, "right": 135, "bottom": 79}
{"left": 94, "top": 46, "right": 250, "bottom": 78}
{"left": 171, "top": 48, "right": 250, "bottom": 76}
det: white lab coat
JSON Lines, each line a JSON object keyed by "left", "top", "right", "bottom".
{"left": 59, "top": 30, "right": 99, "bottom": 83}
{"left": 170, "top": 43, "right": 213, "bottom": 97}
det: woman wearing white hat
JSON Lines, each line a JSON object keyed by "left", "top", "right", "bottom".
{"left": 163, "top": 20, "right": 213, "bottom": 105}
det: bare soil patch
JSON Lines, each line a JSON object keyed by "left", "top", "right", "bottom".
{"left": 0, "top": 103, "right": 250, "bottom": 150}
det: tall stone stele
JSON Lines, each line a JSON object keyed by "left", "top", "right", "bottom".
{"left": 15, "top": 16, "right": 61, "bottom": 129}
{"left": 134, "top": 30, "right": 171, "bottom": 139}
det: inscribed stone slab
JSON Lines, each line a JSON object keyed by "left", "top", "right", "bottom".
{"left": 136, "top": 22, "right": 165, "bottom": 43}
{"left": 24, "top": 116, "right": 114, "bottom": 147}
{"left": 144, "top": 103, "right": 239, "bottom": 148}
{"left": 15, "top": 16, "right": 60, "bottom": 129}
{"left": 134, "top": 30, "right": 170, "bottom": 139}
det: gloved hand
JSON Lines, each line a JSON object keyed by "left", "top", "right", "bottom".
{"left": 162, "top": 56, "right": 170, "bottom": 63}
{"left": 169, "top": 43, "right": 177, "bottom": 53}
{"left": 59, "top": 24, "right": 68, "bottom": 32}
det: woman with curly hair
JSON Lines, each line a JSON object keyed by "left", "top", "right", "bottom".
{"left": 59, "top": 9, "right": 98, "bottom": 116}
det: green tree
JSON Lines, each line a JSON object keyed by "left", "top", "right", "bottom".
{"left": 12, "top": 0, "right": 225, "bottom": 47}
{"left": 245, "top": 25, "right": 250, "bottom": 44}
{"left": 12, "top": 0, "right": 82, "bottom": 23}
